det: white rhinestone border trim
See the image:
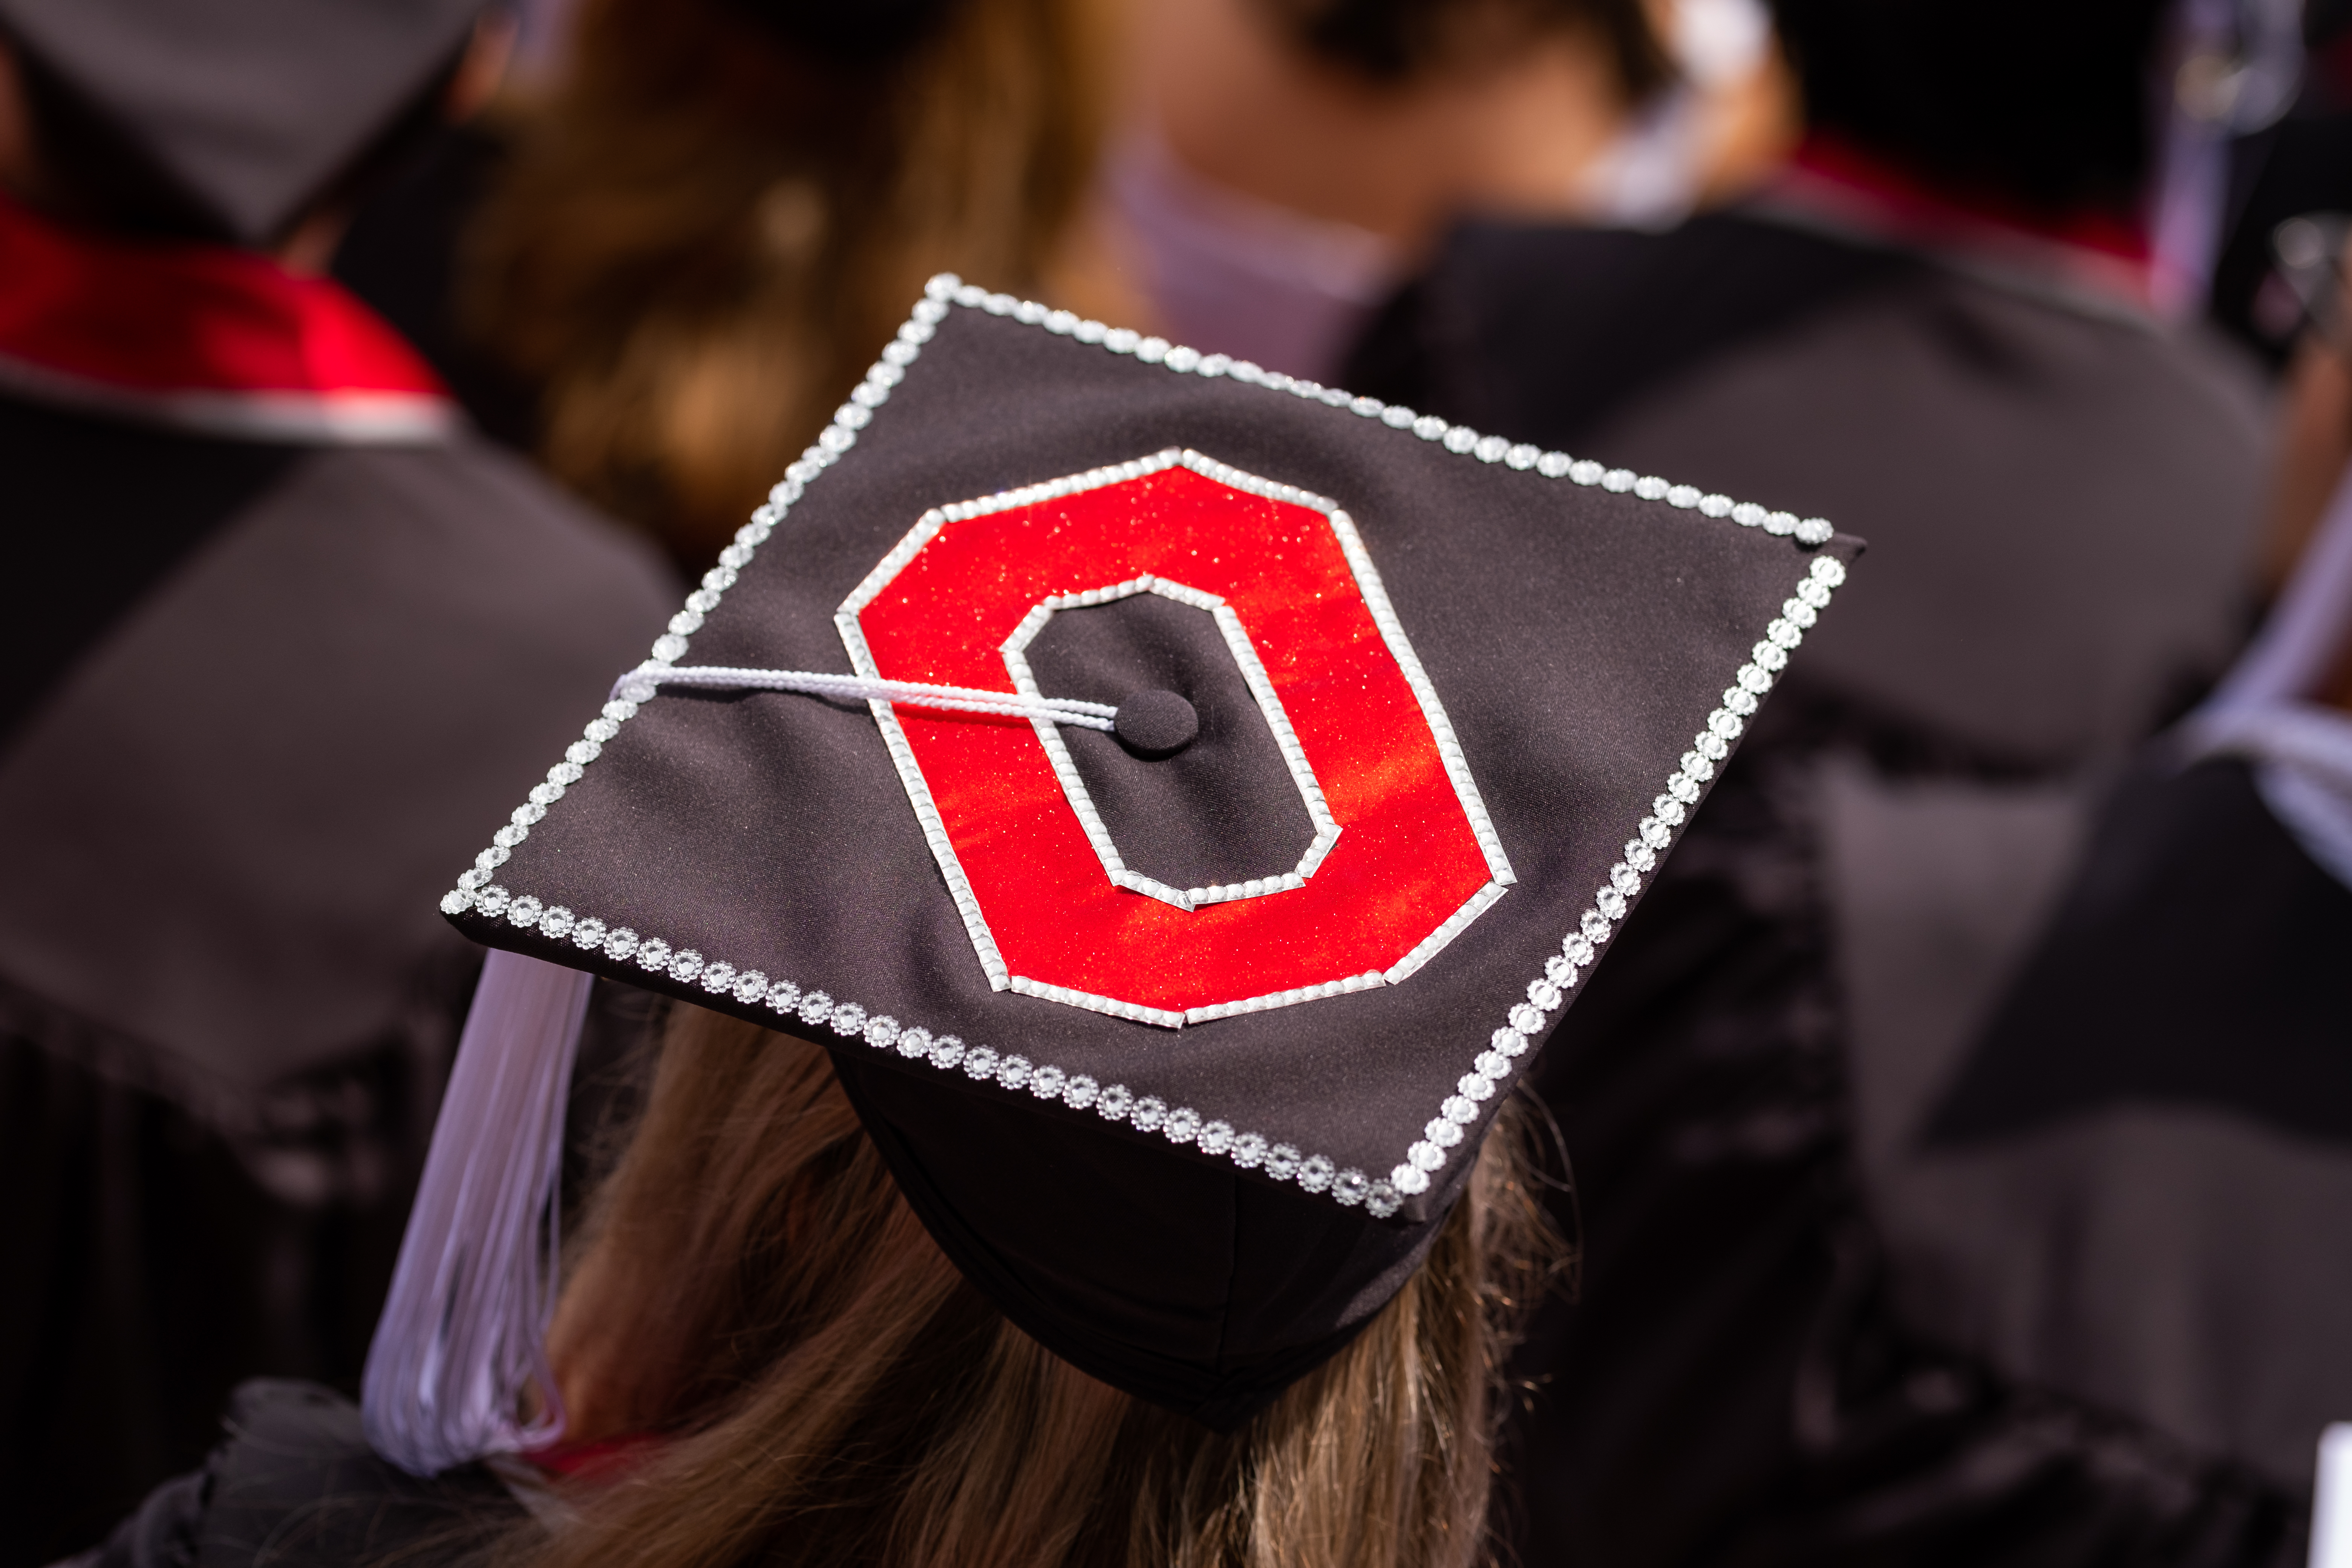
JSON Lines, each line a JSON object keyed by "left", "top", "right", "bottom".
{"left": 438, "top": 273, "right": 1848, "bottom": 1216}
{"left": 1000, "top": 570, "right": 1342, "bottom": 913}
{"left": 1379, "top": 551, "right": 1845, "bottom": 1196}
{"left": 447, "top": 892, "right": 1404, "bottom": 1215}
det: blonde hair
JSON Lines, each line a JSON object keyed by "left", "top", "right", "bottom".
{"left": 519, "top": 1003, "right": 1565, "bottom": 1568}
{"left": 466, "top": 0, "right": 1113, "bottom": 567}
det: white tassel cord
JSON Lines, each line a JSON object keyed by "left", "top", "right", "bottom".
{"left": 613, "top": 664, "right": 1119, "bottom": 731}
{"left": 363, "top": 951, "right": 593, "bottom": 1475}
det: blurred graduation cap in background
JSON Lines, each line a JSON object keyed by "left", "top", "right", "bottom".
{"left": 0, "top": 0, "right": 485, "bottom": 245}
{"left": 362, "top": 274, "right": 1861, "bottom": 1469}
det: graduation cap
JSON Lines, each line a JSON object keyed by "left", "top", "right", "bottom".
{"left": 363, "top": 274, "right": 1860, "bottom": 1471}
{"left": 0, "top": 0, "right": 484, "bottom": 245}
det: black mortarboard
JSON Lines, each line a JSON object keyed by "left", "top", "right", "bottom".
{"left": 364, "top": 274, "right": 1859, "bottom": 1470}
{"left": 0, "top": 0, "right": 484, "bottom": 245}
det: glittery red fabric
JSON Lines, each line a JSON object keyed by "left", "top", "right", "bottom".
{"left": 0, "top": 191, "right": 447, "bottom": 401}
{"left": 856, "top": 464, "right": 1493, "bottom": 1014}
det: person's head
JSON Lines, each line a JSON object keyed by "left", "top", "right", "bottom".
{"left": 1767, "top": 0, "right": 2172, "bottom": 220}
{"left": 469, "top": 0, "right": 1113, "bottom": 570}
{"left": 522, "top": 1003, "right": 1565, "bottom": 1568}
{"left": 0, "top": 0, "right": 510, "bottom": 267}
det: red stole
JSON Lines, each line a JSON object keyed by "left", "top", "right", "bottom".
{"left": 1775, "top": 135, "right": 2155, "bottom": 309}
{"left": 0, "top": 191, "right": 456, "bottom": 442}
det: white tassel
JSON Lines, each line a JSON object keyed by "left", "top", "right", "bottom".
{"left": 613, "top": 662, "right": 1119, "bottom": 730}
{"left": 363, "top": 950, "right": 593, "bottom": 1475}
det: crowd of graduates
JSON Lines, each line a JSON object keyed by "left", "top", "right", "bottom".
{"left": 2, "top": 0, "right": 2348, "bottom": 1563}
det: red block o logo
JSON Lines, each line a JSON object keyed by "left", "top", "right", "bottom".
{"left": 839, "top": 448, "right": 1513, "bottom": 1026}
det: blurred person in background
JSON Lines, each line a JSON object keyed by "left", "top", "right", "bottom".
{"left": 1349, "top": 0, "right": 2310, "bottom": 1562}
{"left": 1908, "top": 231, "right": 2352, "bottom": 1537}
{"left": 1107, "top": 0, "right": 1795, "bottom": 384}
{"left": 463, "top": 0, "right": 1127, "bottom": 573}
{"left": 0, "top": 1, "right": 673, "bottom": 1559}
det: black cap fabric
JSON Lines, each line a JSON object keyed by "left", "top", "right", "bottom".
{"left": 440, "top": 275, "right": 1860, "bottom": 1424}
{"left": 0, "top": 0, "right": 483, "bottom": 245}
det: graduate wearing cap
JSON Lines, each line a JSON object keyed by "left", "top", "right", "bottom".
{"left": 1910, "top": 489, "right": 2352, "bottom": 1508}
{"left": 0, "top": 2, "right": 674, "bottom": 1556}
{"left": 72, "top": 276, "right": 1860, "bottom": 1565}
{"left": 1905, "top": 292, "right": 2352, "bottom": 1510}
{"left": 1347, "top": 0, "right": 2303, "bottom": 1560}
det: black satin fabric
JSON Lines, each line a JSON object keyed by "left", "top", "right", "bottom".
{"left": 1348, "top": 211, "right": 2262, "bottom": 768}
{"left": 833, "top": 1049, "right": 1436, "bottom": 1430}
{"left": 1345, "top": 213, "right": 1913, "bottom": 464}
{"left": 1350, "top": 214, "right": 2297, "bottom": 1564}
{"left": 65, "top": 1381, "right": 522, "bottom": 1568}
{"left": 1932, "top": 757, "right": 2352, "bottom": 1148}
{"left": 1502, "top": 735, "right": 2299, "bottom": 1568}
{"left": 0, "top": 394, "right": 674, "bottom": 1565}
{"left": 1888, "top": 754, "right": 2352, "bottom": 1483}
{"left": 0, "top": 397, "right": 298, "bottom": 749}
{"left": 0, "top": 0, "right": 482, "bottom": 246}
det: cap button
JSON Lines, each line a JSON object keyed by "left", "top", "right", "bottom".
{"left": 1114, "top": 689, "right": 1198, "bottom": 758}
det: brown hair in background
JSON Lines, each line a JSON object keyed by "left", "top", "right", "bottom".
{"left": 465, "top": 0, "right": 1116, "bottom": 571}
{"left": 518, "top": 1005, "right": 1569, "bottom": 1568}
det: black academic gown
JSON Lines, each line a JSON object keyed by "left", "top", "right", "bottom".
{"left": 0, "top": 390, "right": 674, "bottom": 1565}
{"left": 52, "top": 1381, "right": 526, "bottom": 1568}
{"left": 1350, "top": 208, "right": 2307, "bottom": 1563}
{"left": 1903, "top": 734, "right": 2352, "bottom": 1489}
